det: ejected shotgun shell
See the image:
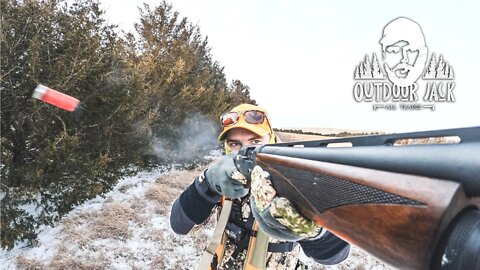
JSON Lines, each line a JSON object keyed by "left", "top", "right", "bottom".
{"left": 32, "top": 84, "right": 80, "bottom": 112}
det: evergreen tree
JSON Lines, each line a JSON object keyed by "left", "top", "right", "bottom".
{"left": 131, "top": 1, "right": 252, "bottom": 146}
{"left": 227, "top": 80, "right": 256, "bottom": 106}
{"left": 1, "top": 0, "right": 254, "bottom": 249}
{"left": 2, "top": 0, "right": 142, "bottom": 248}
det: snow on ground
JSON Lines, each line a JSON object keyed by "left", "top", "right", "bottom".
{"left": 1, "top": 165, "right": 211, "bottom": 270}
{"left": 1, "top": 155, "right": 393, "bottom": 270}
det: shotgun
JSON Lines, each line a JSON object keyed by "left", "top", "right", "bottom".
{"left": 234, "top": 126, "right": 480, "bottom": 270}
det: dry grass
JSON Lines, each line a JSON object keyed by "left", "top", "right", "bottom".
{"left": 192, "top": 227, "right": 213, "bottom": 248}
{"left": 130, "top": 196, "right": 148, "bottom": 213}
{"left": 62, "top": 216, "right": 94, "bottom": 247}
{"left": 146, "top": 165, "right": 210, "bottom": 216}
{"left": 14, "top": 164, "right": 215, "bottom": 270}
{"left": 16, "top": 257, "right": 43, "bottom": 270}
{"left": 156, "top": 166, "right": 206, "bottom": 189}
{"left": 149, "top": 254, "right": 168, "bottom": 269}
{"left": 145, "top": 183, "right": 179, "bottom": 215}
{"left": 146, "top": 183, "right": 178, "bottom": 205}
{"left": 90, "top": 202, "right": 138, "bottom": 239}
{"left": 48, "top": 246, "right": 111, "bottom": 270}
{"left": 276, "top": 131, "right": 335, "bottom": 142}
{"left": 394, "top": 136, "right": 460, "bottom": 145}
{"left": 139, "top": 228, "right": 165, "bottom": 243}
{"left": 17, "top": 244, "right": 112, "bottom": 270}
{"left": 308, "top": 246, "right": 392, "bottom": 270}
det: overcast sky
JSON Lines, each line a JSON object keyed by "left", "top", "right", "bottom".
{"left": 99, "top": 0, "right": 480, "bottom": 132}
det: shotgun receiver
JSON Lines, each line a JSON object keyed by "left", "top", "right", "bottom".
{"left": 234, "top": 126, "right": 480, "bottom": 270}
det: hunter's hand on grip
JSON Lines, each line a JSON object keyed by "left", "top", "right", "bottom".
{"left": 234, "top": 145, "right": 262, "bottom": 188}
{"left": 205, "top": 153, "right": 248, "bottom": 199}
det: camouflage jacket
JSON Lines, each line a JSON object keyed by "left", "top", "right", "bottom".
{"left": 170, "top": 173, "right": 350, "bottom": 269}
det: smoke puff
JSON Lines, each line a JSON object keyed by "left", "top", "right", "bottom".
{"left": 152, "top": 114, "right": 219, "bottom": 162}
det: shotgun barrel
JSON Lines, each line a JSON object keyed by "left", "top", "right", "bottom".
{"left": 235, "top": 126, "right": 480, "bottom": 270}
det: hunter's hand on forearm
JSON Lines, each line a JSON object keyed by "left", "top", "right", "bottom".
{"left": 205, "top": 153, "right": 249, "bottom": 199}
{"left": 250, "top": 166, "right": 322, "bottom": 241}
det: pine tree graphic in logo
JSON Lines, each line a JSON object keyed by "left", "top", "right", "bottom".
{"left": 423, "top": 53, "right": 455, "bottom": 80}
{"left": 354, "top": 53, "right": 385, "bottom": 79}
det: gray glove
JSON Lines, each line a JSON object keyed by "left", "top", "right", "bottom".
{"left": 205, "top": 153, "right": 249, "bottom": 199}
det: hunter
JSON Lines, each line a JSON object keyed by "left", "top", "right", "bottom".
{"left": 170, "top": 103, "right": 350, "bottom": 269}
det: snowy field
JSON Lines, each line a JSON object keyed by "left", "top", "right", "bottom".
{"left": 1, "top": 157, "right": 394, "bottom": 270}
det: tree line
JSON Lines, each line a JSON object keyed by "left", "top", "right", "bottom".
{"left": 1, "top": 0, "right": 255, "bottom": 249}
{"left": 273, "top": 128, "right": 383, "bottom": 137}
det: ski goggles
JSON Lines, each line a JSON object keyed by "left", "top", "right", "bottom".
{"left": 220, "top": 110, "right": 266, "bottom": 127}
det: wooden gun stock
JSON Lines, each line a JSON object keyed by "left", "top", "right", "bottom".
{"left": 235, "top": 126, "right": 480, "bottom": 270}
